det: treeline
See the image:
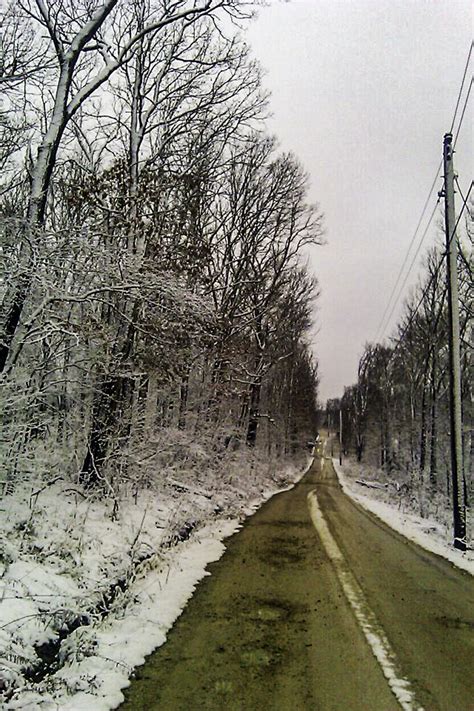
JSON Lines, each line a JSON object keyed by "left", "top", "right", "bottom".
{"left": 330, "top": 233, "right": 472, "bottom": 511}
{"left": 0, "top": 1, "right": 322, "bottom": 496}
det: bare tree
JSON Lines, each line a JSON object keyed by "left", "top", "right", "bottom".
{"left": 0, "top": 0, "right": 257, "bottom": 371}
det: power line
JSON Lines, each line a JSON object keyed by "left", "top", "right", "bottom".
{"left": 388, "top": 180, "right": 473, "bottom": 361}
{"left": 450, "top": 41, "right": 473, "bottom": 133}
{"left": 389, "top": 254, "right": 444, "bottom": 360}
{"left": 378, "top": 199, "right": 440, "bottom": 343}
{"left": 454, "top": 77, "right": 473, "bottom": 146}
{"left": 374, "top": 42, "right": 473, "bottom": 345}
{"left": 450, "top": 180, "right": 473, "bottom": 242}
{"left": 454, "top": 176, "right": 467, "bottom": 205}
{"left": 373, "top": 164, "right": 442, "bottom": 343}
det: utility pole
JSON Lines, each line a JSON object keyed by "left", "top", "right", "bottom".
{"left": 442, "top": 132, "right": 466, "bottom": 551}
{"left": 339, "top": 409, "right": 343, "bottom": 466}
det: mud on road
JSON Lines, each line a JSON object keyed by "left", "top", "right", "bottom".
{"left": 120, "top": 452, "right": 474, "bottom": 711}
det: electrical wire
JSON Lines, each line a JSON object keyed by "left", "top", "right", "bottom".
{"left": 388, "top": 180, "right": 473, "bottom": 362}
{"left": 388, "top": 254, "right": 444, "bottom": 361}
{"left": 377, "top": 199, "right": 440, "bottom": 344}
{"left": 454, "top": 176, "right": 467, "bottom": 206}
{"left": 454, "top": 77, "right": 473, "bottom": 146}
{"left": 373, "top": 41, "right": 473, "bottom": 345}
{"left": 372, "top": 164, "right": 442, "bottom": 343}
{"left": 450, "top": 42, "right": 473, "bottom": 134}
{"left": 449, "top": 180, "right": 473, "bottom": 244}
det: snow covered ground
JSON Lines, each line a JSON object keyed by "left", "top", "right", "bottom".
{"left": 332, "top": 458, "right": 474, "bottom": 576}
{"left": 4, "top": 450, "right": 470, "bottom": 710}
{"left": 1, "top": 452, "right": 310, "bottom": 710}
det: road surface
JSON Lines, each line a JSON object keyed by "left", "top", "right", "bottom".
{"left": 120, "top": 445, "right": 474, "bottom": 710}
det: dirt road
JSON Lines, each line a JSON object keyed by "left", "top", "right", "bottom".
{"left": 120, "top": 448, "right": 474, "bottom": 711}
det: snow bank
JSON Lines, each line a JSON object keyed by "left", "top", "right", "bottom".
{"left": 333, "top": 459, "right": 474, "bottom": 576}
{"left": 1, "top": 454, "right": 311, "bottom": 709}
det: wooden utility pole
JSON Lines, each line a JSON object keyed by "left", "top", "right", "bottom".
{"left": 442, "top": 132, "right": 466, "bottom": 551}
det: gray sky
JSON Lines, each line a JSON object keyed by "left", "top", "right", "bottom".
{"left": 245, "top": 0, "right": 472, "bottom": 403}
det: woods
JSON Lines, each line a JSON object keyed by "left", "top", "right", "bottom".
{"left": 1, "top": 3, "right": 473, "bottom": 709}
{"left": 0, "top": 0, "right": 321, "bottom": 502}
{"left": 334, "top": 227, "right": 472, "bottom": 521}
{"left": 0, "top": 3, "right": 324, "bottom": 700}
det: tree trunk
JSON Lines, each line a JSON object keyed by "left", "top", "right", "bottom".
{"left": 81, "top": 376, "right": 123, "bottom": 483}
{"left": 206, "top": 356, "right": 223, "bottom": 421}
{"left": 246, "top": 377, "right": 261, "bottom": 447}
{"left": 409, "top": 391, "right": 416, "bottom": 466}
{"left": 81, "top": 311, "right": 136, "bottom": 481}
{"left": 380, "top": 426, "right": 385, "bottom": 468}
{"left": 419, "top": 378, "right": 428, "bottom": 473}
{"left": 1, "top": 2, "right": 119, "bottom": 373}
{"left": 429, "top": 385, "right": 438, "bottom": 488}
{"left": 178, "top": 369, "right": 190, "bottom": 430}
{"left": 284, "top": 363, "right": 295, "bottom": 455}
{"left": 238, "top": 395, "right": 249, "bottom": 430}
{"left": 145, "top": 372, "right": 158, "bottom": 432}
{"left": 0, "top": 267, "right": 32, "bottom": 371}
{"left": 0, "top": 70, "right": 80, "bottom": 371}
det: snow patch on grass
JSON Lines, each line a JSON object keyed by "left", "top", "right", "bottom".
{"left": 53, "top": 521, "right": 241, "bottom": 711}
{"left": 1, "top": 453, "right": 310, "bottom": 709}
{"left": 333, "top": 459, "right": 474, "bottom": 576}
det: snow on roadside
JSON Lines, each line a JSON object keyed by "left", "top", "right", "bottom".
{"left": 332, "top": 459, "right": 474, "bottom": 576}
{"left": 1, "top": 455, "right": 311, "bottom": 710}
{"left": 48, "top": 520, "right": 242, "bottom": 711}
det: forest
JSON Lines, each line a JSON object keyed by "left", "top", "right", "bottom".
{"left": 328, "top": 232, "right": 472, "bottom": 524}
{"left": 1, "top": 2, "right": 471, "bottom": 707}
{"left": 0, "top": 1, "right": 324, "bottom": 702}
{"left": 0, "top": 0, "right": 322, "bottom": 501}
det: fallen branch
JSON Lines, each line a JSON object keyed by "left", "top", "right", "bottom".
{"left": 167, "top": 478, "right": 212, "bottom": 499}
{"left": 355, "top": 479, "right": 388, "bottom": 490}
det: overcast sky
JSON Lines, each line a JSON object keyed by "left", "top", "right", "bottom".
{"left": 245, "top": 0, "right": 472, "bottom": 403}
